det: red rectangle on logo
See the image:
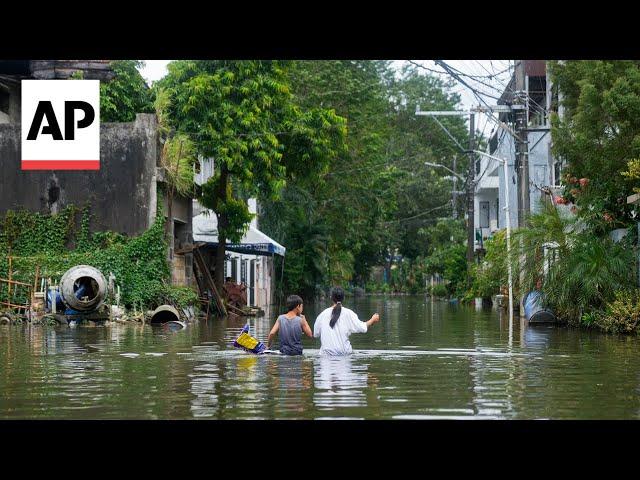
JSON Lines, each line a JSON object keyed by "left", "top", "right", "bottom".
{"left": 21, "top": 160, "right": 100, "bottom": 170}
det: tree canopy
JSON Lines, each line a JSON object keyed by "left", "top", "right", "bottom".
{"left": 259, "top": 61, "right": 469, "bottom": 296}
{"left": 100, "top": 60, "right": 155, "bottom": 122}
{"left": 158, "top": 60, "right": 347, "bottom": 289}
{"left": 550, "top": 60, "right": 640, "bottom": 233}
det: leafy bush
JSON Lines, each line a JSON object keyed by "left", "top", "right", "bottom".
{"left": 471, "top": 230, "right": 508, "bottom": 298}
{"left": 162, "top": 285, "right": 200, "bottom": 310}
{"left": 430, "top": 283, "right": 448, "bottom": 298}
{"left": 591, "top": 290, "right": 640, "bottom": 334}
{"left": 101, "top": 60, "right": 155, "bottom": 122}
{"left": 544, "top": 233, "right": 634, "bottom": 325}
{"left": 515, "top": 200, "right": 635, "bottom": 325}
{"left": 580, "top": 310, "right": 601, "bottom": 328}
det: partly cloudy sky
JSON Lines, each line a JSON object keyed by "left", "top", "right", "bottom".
{"left": 139, "top": 60, "right": 513, "bottom": 139}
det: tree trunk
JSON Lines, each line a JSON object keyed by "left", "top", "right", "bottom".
{"left": 166, "top": 189, "right": 174, "bottom": 256}
{"left": 214, "top": 220, "right": 227, "bottom": 293}
{"left": 213, "top": 165, "right": 229, "bottom": 293}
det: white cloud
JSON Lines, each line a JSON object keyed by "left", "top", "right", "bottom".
{"left": 138, "top": 60, "right": 171, "bottom": 84}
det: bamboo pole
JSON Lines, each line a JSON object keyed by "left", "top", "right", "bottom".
{"left": 0, "top": 278, "right": 32, "bottom": 286}
{"left": 7, "top": 253, "right": 12, "bottom": 301}
{"left": 32, "top": 265, "right": 40, "bottom": 306}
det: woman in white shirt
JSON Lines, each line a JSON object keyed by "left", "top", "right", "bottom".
{"left": 313, "top": 286, "right": 380, "bottom": 355}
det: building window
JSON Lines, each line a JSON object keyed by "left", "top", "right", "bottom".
{"left": 241, "top": 259, "right": 247, "bottom": 283}
{"left": 231, "top": 257, "right": 238, "bottom": 281}
{"left": 553, "top": 160, "right": 563, "bottom": 186}
{"left": 489, "top": 132, "right": 498, "bottom": 155}
{"left": 475, "top": 158, "right": 481, "bottom": 175}
{"left": 496, "top": 197, "right": 499, "bottom": 229}
{"left": 527, "top": 75, "right": 548, "bottom": 127}
{"left": 480, "top": 201, "right": 490, "bottom": 228}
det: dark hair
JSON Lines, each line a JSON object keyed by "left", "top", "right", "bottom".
{"left": 329, "top": 286, "right": 344, "bottom": 328}
{"left": 286, "top": 295, "right": 303, "bottom": 313}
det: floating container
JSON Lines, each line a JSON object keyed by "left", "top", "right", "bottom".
{"left": 524, "top": 290, "right": 557, "bottom": 324}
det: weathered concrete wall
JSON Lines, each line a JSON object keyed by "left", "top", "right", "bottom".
{"left": 30, "top": 60, "right": 115, "bottom": 81}
{"left": 0, "top": 81, "right": 21, "bottom": 124}
{"left": 0, "top": 113, "right": 158, "bottom": 237}
{"left": 162, "top": 194, "right": 190, "bottom": 224}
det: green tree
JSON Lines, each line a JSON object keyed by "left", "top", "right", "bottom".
{"left": 100, "top": 60, "right": 155, "bottom": 122}
{"left": 550, "top": 60, "right": 640, "bottom": 232}
{"left": 159, "top": 61, "right": 346, "bottom": 291}
{"left": 260, "top": 61, "right": 470, "bottom": 295}
{"left": 387, "top": 64, "right": 468, "bottom": 255}
{"left": 260, "top": 60, "right": 394, "bottom": 292}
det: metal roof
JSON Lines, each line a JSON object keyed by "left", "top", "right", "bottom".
{"left": 192, "top": 211, "right": 286, "bottom": 257}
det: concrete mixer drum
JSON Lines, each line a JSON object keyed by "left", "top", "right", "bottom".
{"left": 59, "top": 265, "right": 107, "bottom": 312}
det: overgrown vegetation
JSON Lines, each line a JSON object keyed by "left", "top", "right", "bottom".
{"left": 471, "top": 199, "right": 637, "bottom": 330}
{"left": 512, "top": 202, "right": 635, "bottom": 325}
{"left": 0, "top": 206, "right": 197, "bottom": 310}
{"left": 471, "top": 229, "right": 508, "bottom": 299}
{"left": 101, "top": 60, "right": 155, "bottom": 123}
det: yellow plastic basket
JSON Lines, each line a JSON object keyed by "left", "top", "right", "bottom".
{"left": 235, "top": 331, "right": 259, "bottom": 350}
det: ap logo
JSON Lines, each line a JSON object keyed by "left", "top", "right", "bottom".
{"left": 21, "top": 80, "right": 100, "bottom": 170}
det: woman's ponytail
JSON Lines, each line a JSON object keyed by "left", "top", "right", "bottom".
{"left": 329, "top": 286, "right": 345, "bottom": 329}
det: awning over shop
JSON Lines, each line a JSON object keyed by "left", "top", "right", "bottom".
{"left": 192, "top": 212, "right": 286, "bottom": 257}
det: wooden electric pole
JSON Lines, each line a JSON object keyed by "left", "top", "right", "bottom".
{"left": 467, "top": 114, "right": 476, "bottom": 283}
{"left": 514, "top": 60, "right": 530, "bottom": 228}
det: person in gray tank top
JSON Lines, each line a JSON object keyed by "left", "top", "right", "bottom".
{"left": 267, "top": 295, "right": 313, "bottom": 355}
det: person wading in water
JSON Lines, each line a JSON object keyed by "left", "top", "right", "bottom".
{"left": 267, "top": 295, "right": 313, "bottom": 355}
{"left": 313, "top": 286, "right": 380, "bottom": 355}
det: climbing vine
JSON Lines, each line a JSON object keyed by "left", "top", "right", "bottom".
{"left": 0, "top": 205, "right": 198, "bottom": 310}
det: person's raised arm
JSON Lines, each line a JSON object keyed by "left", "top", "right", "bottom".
{"left": 348, "top": 310, "right": 378, "bottom": 334}
{"left": 365, "top": 313, "right": 380, "bottom": 328}
{"left": 267, "top": 318, "right": 280, "bottom": 349}
{"left": 300, "top": 315, "right": 313, "bottom": 338}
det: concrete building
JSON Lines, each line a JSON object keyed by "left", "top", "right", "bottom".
{"left": 474, "top": 60, "right": 560, "bottom": 252}
{"left": 0, "top": 60, "right": 194, "bottom": 287}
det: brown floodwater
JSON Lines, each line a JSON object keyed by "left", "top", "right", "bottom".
{"left": 1, "top": 295, "right": 639, "bottom": 419}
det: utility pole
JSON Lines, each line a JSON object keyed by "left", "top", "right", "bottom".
{"left": 415, "top": 105, "right": 516, "bottom": 287}
{"left": 467, "top": 114, "right": 476, "bottom": 281}
{"left": 514, "top": 60, "right": 530, "bottom": 227}
{"left": 514, "top": 60, "right": 530, "bottom": 318}
{"left": 416, "top": 105, "right": 529, "bottom": 288}
{"left": 451, "top": 155, "right": 457, "bottom": 219}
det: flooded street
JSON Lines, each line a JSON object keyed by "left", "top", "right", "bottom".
{"left": 1, "top": 295, "right": 640, "bottom": 419}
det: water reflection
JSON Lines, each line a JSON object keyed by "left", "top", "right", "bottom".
{"left": 521, "top": 324, "right": 554, "bottom": 350}
{"left": 2, "top": 297, "right": 640, "bottom": 419}
{"left": 313, "top": 355, "right": 369, "bottom": 411}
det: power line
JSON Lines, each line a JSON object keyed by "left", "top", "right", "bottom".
{"left": 382, "top": 203, "right": 451, "bottom": 224}
{"left": 437, "top": 60, "right": 549, "bottom": 119}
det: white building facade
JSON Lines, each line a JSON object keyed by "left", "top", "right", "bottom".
{"left": 474, "top": 60, "right": 561, "bottom": 252}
